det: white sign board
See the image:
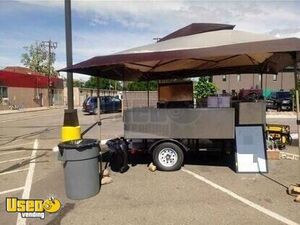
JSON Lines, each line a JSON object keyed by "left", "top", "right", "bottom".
{"left": 235, "top": 126, "right": 268, "bottom": 173}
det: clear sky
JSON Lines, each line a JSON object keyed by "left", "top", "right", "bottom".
{"left": 0, "top": 0, "right": 299, "bottom": 80}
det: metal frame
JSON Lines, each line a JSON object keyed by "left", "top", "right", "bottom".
{"left": 234, "top": 124, "right": 268, "bottom": 173}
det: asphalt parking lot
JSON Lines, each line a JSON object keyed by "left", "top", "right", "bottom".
{"left": 0, "top": 108, "right": 299, "bottom": 225}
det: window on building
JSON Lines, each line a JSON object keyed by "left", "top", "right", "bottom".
{"left": 0, "top": 87, "right": 8, "bottom": 98}
{"left": 258, "top": 74, "right": 262, "bottom": 82}
{"left": 222, "top": 75, "right": 227, "bottom": 82}
{"left": 273, "top": 74, "right": 277, "bottom": 81}
{"left": 237, "top": 74, "right": 241, "bottom": 82}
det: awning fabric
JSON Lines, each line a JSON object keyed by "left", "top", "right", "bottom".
{"left": 60, "top": 23, "right": 300, "bottom": 81}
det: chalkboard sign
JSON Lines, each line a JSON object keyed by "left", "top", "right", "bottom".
{"left": 235, "top": 126, "right": 268, "bottom": 173}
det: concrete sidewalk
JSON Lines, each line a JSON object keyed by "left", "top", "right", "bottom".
{"left": 0, "top": 106, "right": 64, "bottom": 115}
{"left": 266, "top": 111, "right": 296, "bottom": 119}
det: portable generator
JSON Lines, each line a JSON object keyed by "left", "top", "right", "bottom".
{"left": 266, "top": 124, "right": 292, "bottom": 150}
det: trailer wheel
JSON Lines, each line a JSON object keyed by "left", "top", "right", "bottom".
{"left": 153, "top": 142, "right": 184, "bottom": 171}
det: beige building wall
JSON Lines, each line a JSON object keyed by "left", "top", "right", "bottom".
{"left": 123, "top": 91, "right": 158, "bottom": 110}
{"left": 53, "top": 89, "right": 64, "bottom": 106}
{"left": 6, "top": 87, "right": 63, "bottom": 108}
{"left": 8, "top": 87, "right": 49, "bottom": 108}
{"left": 212, "top": 72, "right": 295, "bottom": 94}
{"left": 64, "top": 87, "right": 82, "bottom": 107}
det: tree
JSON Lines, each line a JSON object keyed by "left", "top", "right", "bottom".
{"left": 84, "top": 76, "right": 121, "bottom": 90}
{"left": 21, "top": 42, "right": 57, "bottom": 76}
{"left": 73, "top": 79, "right": 85, "bottom": 88}
{"left": 84, "top": 77, "right": 158, "bottom": 91}
{"left": 127, "top": 81, "right": 157, "bottom": 91}
{"left": 194, "top": 77, "right": 217, "bottom": 100}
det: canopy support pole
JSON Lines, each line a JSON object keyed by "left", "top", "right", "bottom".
{"left": 296, "top": 90, "right": 299, "bottom": 150}
{"left": 227, "top": 75, "right": 230, "bottom": 93}
{"left": 294, "top": 54, "right": 298, "bottom": 91}
{"left": 293, "top": 52, "right": 300, "bottom": 152}
{"left": 97, "top": 77, "right": 101, "bottom": 142}
{"left": 260, "top": 73, "right": 263, "bottom": 92}
{"left": 147, "top": 81, "right": 150, "bottom": 108}
{"left": 121, "top": 81, "right": 124, "bottom": 120}
{"left": 121, "top": 75, "right": 127, "bottom": 122}
{"left": 265, "top": 74, "right": 268, "bottom": 99}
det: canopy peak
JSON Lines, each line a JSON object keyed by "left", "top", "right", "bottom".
{"left": 158, "top": 23, "right": 235, "bottom": 42}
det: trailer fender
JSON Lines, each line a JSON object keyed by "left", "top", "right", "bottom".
{"left": 148, "top": 139, "right": 188, "bottom": 153}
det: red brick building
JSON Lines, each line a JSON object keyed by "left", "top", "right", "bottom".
{"left": 0, "top": 67, "right": 64, "bottom": 109}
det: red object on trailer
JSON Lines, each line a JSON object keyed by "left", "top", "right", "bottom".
{"left": 238, "top": 88, "right": 263, "bottom": 101}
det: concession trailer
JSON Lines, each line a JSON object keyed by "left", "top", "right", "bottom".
{"left": 61, "top": 23, "right": 300, "bottom": 172}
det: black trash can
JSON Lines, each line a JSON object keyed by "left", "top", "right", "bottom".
{"left": 58, "top": 139, "right": 100, "bottom": 200}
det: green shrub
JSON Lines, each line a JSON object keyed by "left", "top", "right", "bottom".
{"left": 194, "top": 77, "right": 217, "bottom": 100}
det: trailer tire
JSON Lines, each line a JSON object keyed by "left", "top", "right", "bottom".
{"left": 153, "top": 142, "right": 184, "bottom": 171}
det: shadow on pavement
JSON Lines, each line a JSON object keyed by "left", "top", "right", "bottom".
{"left": 290, "top": 139, "right": 299, "bottom": 147}
{"left": 46, "top": 203, "right": 76, "bottom": 225}
{"left": 0, "top": 152, "right": 48, "bottom": 174}
{"left": 0, "top": 128, "right": 53, "bottom": 146}
{"left": 101, "top": 150, "right": 236, "bottom": 173}
{"left": 259, "top": 173, "right": 288, "bottom": 189}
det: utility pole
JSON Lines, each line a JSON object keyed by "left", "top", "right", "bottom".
{"left": 293, "top": 52, "right": 300, "bottom": 152}
{"left": 41, "top": 40, "right": 57, "bottom": 107}
{"left": 153, "top": 37, "right": 161, "bottom": 42}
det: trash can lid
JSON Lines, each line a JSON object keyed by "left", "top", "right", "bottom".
{"left": 58, "top": 139, "right": 99, "bottom": 149}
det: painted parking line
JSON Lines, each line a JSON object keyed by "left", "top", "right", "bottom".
{"left": 0, "top": 187, "right": 24, "bottom": 196}
{"left": 16, "top": 139, "right": 38, "bottom": 225}
{"left": 0, "top": 157, "right": 31, "bottom": 164}
{"left": 182, "top": 168, "right": 299, "bottom": 225}
{"left": 0, "top": 168, "right": 29, "bottom": 176}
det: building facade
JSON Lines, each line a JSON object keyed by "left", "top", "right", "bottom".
{"left": 212, "top": 72, "right": 295, "bottom": 96}
{"left": 0, "top": 67, "right": 64, "bottom": 109}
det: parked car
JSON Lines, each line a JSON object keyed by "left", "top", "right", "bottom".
{"left": 82, "top": 96, "right": 121, "bottom": 114}
{"left": 266, "top": 91, "right": 292, "bottom": 111}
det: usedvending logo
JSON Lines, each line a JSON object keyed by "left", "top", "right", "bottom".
{"left": 6, "top": 196, "right": 61, "bottom": 219}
